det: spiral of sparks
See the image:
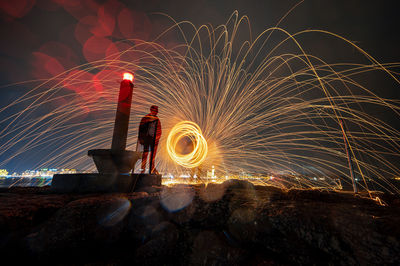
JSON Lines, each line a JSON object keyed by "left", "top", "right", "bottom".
{"left": 1, "top": 11, "right": 400, "bottom": 193}
{"left": 166, "top": 121, "right": 208, "bottom": 168}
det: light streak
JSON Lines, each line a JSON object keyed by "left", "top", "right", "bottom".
{"left": 166, "top": 121, "right": 208, "bottom": 168}
{"left": 0, "top": 12, "right": 400, "bottom": 194}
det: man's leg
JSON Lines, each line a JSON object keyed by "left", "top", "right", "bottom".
{"left": 150, "top": 145, "right": 158, "bottom": 174}
{"left": 141, "top": 144, "right": 149, "bottom": 173}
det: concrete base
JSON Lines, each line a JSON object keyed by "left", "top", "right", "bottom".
{"left": 87, "top": 149, "right": 141, "bottom": 174}
{"left": 51, "top": 173, "right": 161, "bottom": 193}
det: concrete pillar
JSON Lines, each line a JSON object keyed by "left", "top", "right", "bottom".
{"left": 111, "top": 74, "right": 134, "bottom": 151}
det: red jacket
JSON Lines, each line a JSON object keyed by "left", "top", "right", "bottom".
{"left": 138, "top": 113, "right": 162, "bottom": 145}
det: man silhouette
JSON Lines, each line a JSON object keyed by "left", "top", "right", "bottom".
{"left": 138, "top": 105, "right": 162, "bottom": 174}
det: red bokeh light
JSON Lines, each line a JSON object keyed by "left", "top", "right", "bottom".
{"left": 55, "top": 0, "right": 96, "bottom": 20}
{"left": 63, "top": 69, "right": 99, "bottom": 105}
{"left": 83, "top": 36, "right": 116, "bottom": 62}
{"left": 92, "top": 69, "right": 120, "bottom": 102}
{"left": 38, "top": 42, "right": 79, "bottom": 69}
{"left": 75, "top": 16, "right": 99, "bottom": 45}
{"left": 117, "top": 8, "right": 134, "bottom": 38}
{"left": 0, "top": 0, "right": 35, "bottom": 19}
{"left": 31, "top": 52, "right": 65, "bottom": 79}
{"left": 94, "top": 4, "right": 115, "bottom": 36}
{"left": 117, "top": 10, "right": 152, "bottom": 41}
{"left": 30, "top": 41, "right": 79, "bottom": 80}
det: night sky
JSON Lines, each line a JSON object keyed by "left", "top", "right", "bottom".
{"left": 1, "top": 1, "right": 399, "bottom": 85}
{"left": 0, "top": 0, "right": 399, "bottom": 172}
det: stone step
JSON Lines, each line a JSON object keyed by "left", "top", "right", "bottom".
{"left": 51, "top": 173, "right": 161, "bottom": 193}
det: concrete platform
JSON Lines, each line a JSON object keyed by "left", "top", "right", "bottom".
{"left": 51, "top": 173, "right": 161, "bottom": 193}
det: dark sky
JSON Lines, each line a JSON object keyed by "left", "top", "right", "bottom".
{"left": 1, "top": 0, "right": 399, "bottom": 85}
{"left": 0, "top": 0, "right": 399, "bottom": 172}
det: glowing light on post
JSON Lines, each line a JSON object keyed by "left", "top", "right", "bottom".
{"left": 167, "top": 121, "right": 208, "bottom": 168}
{"left": 123, "top": 72, "right": 134, "bottom": 82}
{"left": 111, "top": 71, "right": 134, "bottom": 151}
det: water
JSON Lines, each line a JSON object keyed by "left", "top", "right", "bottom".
{"left": 0, "top": 177, "right": 52, "bottom": 188}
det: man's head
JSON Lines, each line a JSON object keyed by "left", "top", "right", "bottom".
{"left": 150, "top": 105, "right": 158, "bottom": 115}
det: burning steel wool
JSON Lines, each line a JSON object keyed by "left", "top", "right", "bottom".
{"left": 0, "top": 12, "right": 400, "bottom": 193}
{"left": 166, "top": 121, "right": 208, "bottom": 168}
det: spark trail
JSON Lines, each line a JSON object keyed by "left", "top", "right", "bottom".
{"left": 1, "top": 12, "right": 400, "bottom": 193}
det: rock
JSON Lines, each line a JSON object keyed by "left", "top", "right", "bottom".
{"left": 25, "top": 195, "right": 131, "bottom": 262}
{"left": 127, "top": 195, "right": 164, "bottom": 243}
{"left": 189, "top": 230, "right": 247, "bottom": 265}
{"left": 1, "top": 181, "right": 400, "bottom": 265}
{"left": 133, "top": 221, "right": 180, "bottom": 265}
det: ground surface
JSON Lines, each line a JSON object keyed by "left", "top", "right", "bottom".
{"left": 1, "top": 180, "right": 400, "bottom": 265}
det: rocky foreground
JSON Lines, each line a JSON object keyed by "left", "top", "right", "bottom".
{"left": 1, "top": 180, "right": 400, "bottom": 265}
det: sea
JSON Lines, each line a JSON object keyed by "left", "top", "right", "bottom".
{"left": 0, "top": 177, "right": 53, "bottom": 188}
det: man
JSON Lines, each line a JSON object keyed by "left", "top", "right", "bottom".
{"left": 138, "top": 105, "right": 162, "bottom": 174}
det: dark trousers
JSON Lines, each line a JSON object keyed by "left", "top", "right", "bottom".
{"left": 141, "top": 143, "right": 158, "bottom": 173}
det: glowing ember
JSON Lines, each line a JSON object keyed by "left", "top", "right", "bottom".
{"left": 167, "top": 121, "right": 208, "bottom": 168}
